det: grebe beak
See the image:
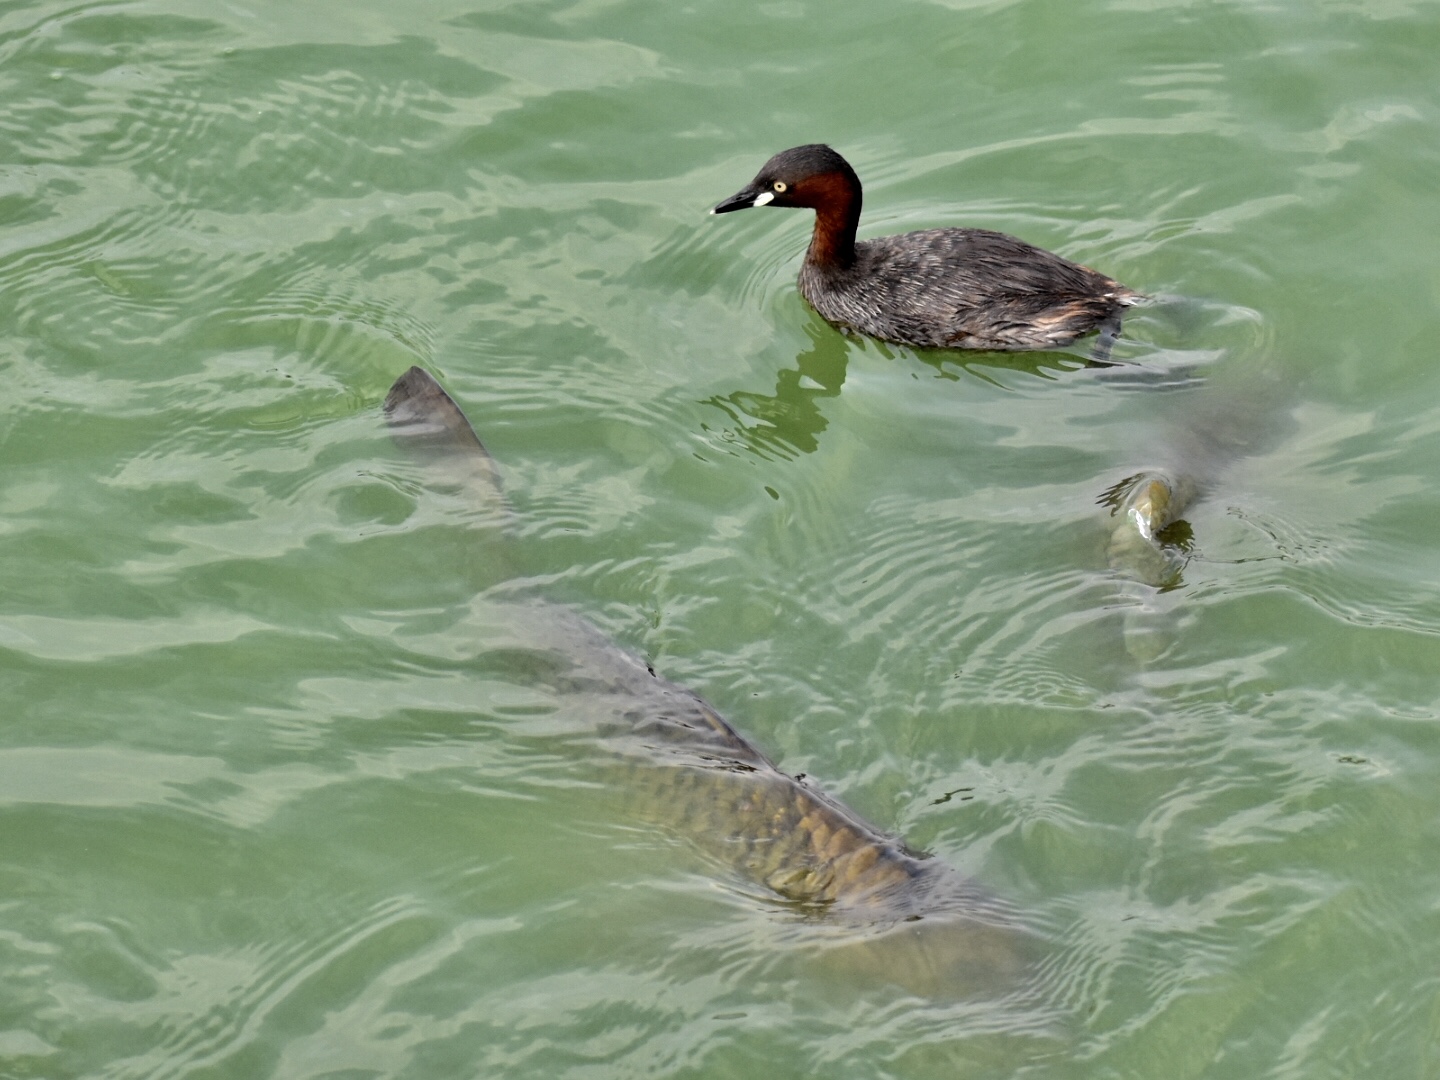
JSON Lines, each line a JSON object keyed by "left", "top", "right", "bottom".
{"left": 711, "top": 186, "right": 773, "bottom": 214}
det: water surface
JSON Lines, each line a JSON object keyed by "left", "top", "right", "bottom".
{"left": 3, "top": 0, "right": 1440, "bottom": 1076}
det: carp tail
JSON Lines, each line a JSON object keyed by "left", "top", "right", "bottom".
{"left": 384, "top": 365, "right": 509, "bottom": 520}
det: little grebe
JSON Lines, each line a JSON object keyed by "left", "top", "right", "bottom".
{"left": 712, "top": 144, "right": 1143, "bottom": 353}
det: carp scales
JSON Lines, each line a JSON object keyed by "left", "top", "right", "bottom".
{"left": 382, "top": 366, "right": 1024, "bottom": 994}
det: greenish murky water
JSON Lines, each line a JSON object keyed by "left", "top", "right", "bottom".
{"left": 4, "top": 0, "right": 1440, "bottom": 1076}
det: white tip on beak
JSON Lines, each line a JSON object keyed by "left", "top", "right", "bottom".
{"left": 752, "top": 190, "right": 775, "bottom": 207}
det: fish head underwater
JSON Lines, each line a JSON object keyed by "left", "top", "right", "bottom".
{"left": 1099, "top": 469, "right": 1195, "bottom": 587}
{"left": 711, "top": 143, "right": 860, "bottom": 217}
{"left": 791, "top": 858, "right": 1038, "bottom": 999}
{"left": 801, "top": 910, "right": 1036, "bottom": 1001}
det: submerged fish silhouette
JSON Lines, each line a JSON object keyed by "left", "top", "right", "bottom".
{"left": 1100, "top": 469, "right": 1196, "bottom": 590}
{"left": 383, "top": 366, "right": 1025, "bottom": 994}
{"left": 1096, "top": 366, "right": 1292, "bottom": 663}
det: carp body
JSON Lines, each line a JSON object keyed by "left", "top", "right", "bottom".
{"left": 382, "top": 367, "right": 1026, "bottom": 996}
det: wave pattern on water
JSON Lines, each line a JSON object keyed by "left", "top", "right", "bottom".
{"left": 3, "top": 0, "right": 1440, "bottom": 1077}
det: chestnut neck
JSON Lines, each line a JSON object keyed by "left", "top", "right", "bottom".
{"left": 803, "top": 170, "right": 862, "bottom": 271}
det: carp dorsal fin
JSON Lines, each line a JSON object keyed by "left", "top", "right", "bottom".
{"left": 384, "top": 365, "right": 507, "bottom": 512}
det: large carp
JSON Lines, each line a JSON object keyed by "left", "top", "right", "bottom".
{"left": 383, "top": 366, "right": 1025, "bottom": 996}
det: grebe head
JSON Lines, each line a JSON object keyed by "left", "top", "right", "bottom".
{"left": 711, "top": 144, "right": 861, "bottom": 215}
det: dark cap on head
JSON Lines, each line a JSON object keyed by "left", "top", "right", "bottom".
{"left": 765, "top": 144, "right": 852, "bottom": 177}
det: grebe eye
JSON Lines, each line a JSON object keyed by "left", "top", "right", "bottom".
{"left": 772, "top": 181, "right": 787, "bottom": 193}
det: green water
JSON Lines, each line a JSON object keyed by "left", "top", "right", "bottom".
{"left": 4, "top": 0, "right": 1440, "bottom": 1075}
